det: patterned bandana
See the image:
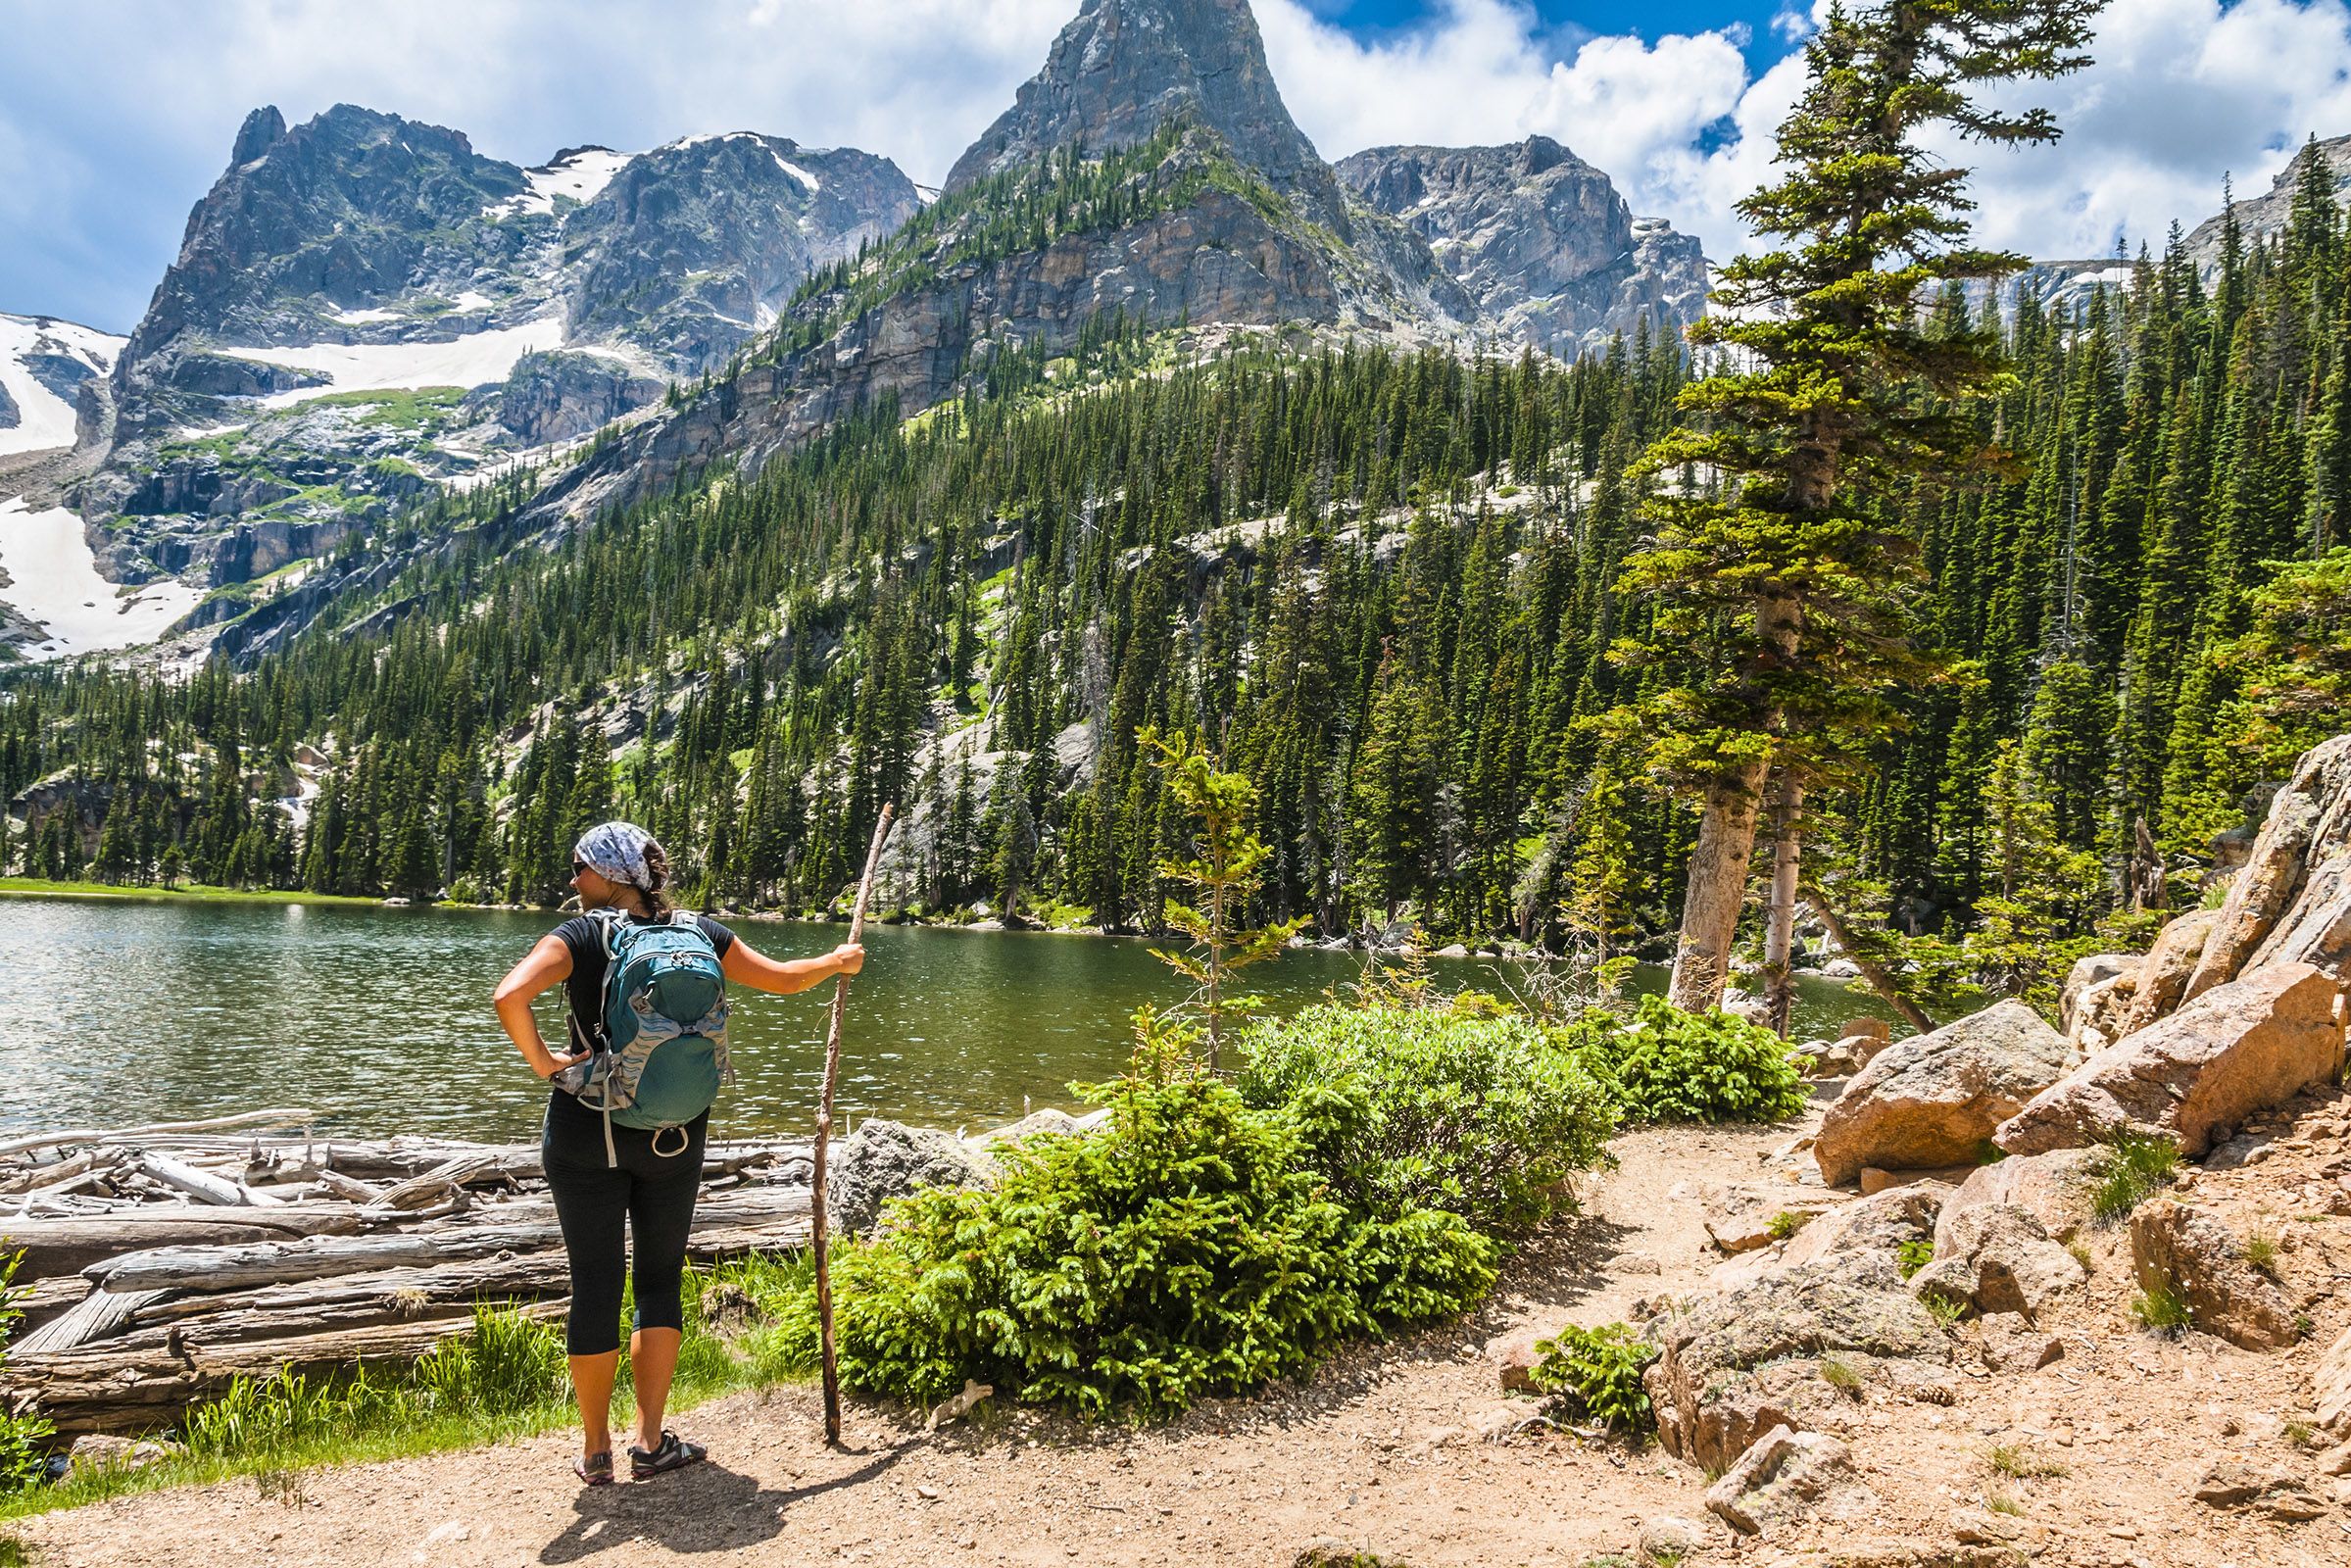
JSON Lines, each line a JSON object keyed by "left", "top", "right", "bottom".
{"left": 574, "top": 821, "right": 655, "bottom": 888}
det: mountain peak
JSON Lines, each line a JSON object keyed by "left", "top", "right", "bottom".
{"left": 944, "top": 0, "right": 1323, "bottom": 200}
{"left": 231, "top": 106, "right": 286, "bottom": 167}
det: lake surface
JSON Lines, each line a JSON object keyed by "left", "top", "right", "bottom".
{"left": 0, "top": 897, "right": 1886, "bottom": 1140}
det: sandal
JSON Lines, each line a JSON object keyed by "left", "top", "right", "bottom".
{"left": 574, "top": 1450, "right": 614, "bottom": 1487}
{"left": 628, "top": 1430, "right": 706, "bottom": 1480}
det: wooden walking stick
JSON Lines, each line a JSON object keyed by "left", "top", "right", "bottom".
{"left": 810, "top": 802, "right": 893, "bottom": 1446}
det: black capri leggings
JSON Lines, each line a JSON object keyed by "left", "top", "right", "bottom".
{"left": 542, "top": 1091, "right": 709, "bottom": 1356}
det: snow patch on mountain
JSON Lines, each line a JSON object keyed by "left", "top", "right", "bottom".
{"left": 222, "top": 317, "right": 568, "bottom": 407}
{"left": 0, "top": 315, "right": 122, "bottom": 457}
{"left": 483, "top": 146, "right": 634, "bottom": 219}
{"left": 0, "top": 498, "right": 201, "bottom": 659}
{"left": 773, "top": 153, "right": 820, "bottom": 191}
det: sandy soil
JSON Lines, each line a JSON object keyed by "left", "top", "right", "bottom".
{"left": 15, "top": 1098, "right": 2351, "bottom": 1568}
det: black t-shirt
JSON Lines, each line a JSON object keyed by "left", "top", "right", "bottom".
{"left": 554, "top": 911, "right": 736, "bottom": 1055}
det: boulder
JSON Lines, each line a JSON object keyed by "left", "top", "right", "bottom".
{"left": 1813, "top": 1002, "right": 2069, "bottom": 1187}
{"left": 2130, "top": 1200, "right": 2297, "bottom": 1350}
{"left": 2061, "top": 954, "right": 2139, "bottom": 1037}
{"left": 2184, "top": 733, "right": 2351, "bottom": 1003}
{"left": 1776, "top": 1186, "right": 1942, "bottom": 1274}
{"left": 2067, "top": 970, "right": 2139, "bottom": 1056}
{"left": 1635, "top": 1516, "right": 1704, "bottom": 1561}
{"left": 1858, "top": 1164, "right": 1972, "bottom": 1195}
{"left": 1994, "top": 961, "right": 2345, "bottom": 1158}
{"left": 1701, "top": 1185, "right": 1840, "bottom": 1253}
{"left": 1909, "top": 1202, "right": 2083, "bottom": 1319}
{"left": 2318, "top": 1323, "right": 2351, "bottom": 1436}
{"left": 1977, "top": 1317, "right": 2064, "bottom": 1373}
{"left": 1487, "top": 1326, "right": 1544, "bottom": 1393}
{"left": 1935, "top": 1148, "right": 2100, "bottom": 1250}
{"left": 829, "top": 1119, "right": 997, "bottom": 1234}
{"left": 1642, "top": 1263, "right": 1950, "bottom": 1470}
{"left": 2120, "top": 909, "right": 2223, "bottom": 1035}
{"left": 1704, "top": 1425, "right": 1866, "bottom": 1536}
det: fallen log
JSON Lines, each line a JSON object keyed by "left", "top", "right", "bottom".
{"left": 136, "top": 1152, "right": 280, "bottom": 1208}
{"left": 122, "top": 1250, "right": 575, "bottom": 1335}
{"left": 0, "top": 1109, "right": 320, "bottom": 1160}
{"left": 13, "top": 1289, "right": 168, "bottom": 1357}
{"left": 6, "top": 1273, "right": 91, "bottom": 1334}
{"left": 0, "top": 1206, "right": 367, "bottom": 1281}
{"left": 0, "top": 1149, "right": 111, "bottom": 1197}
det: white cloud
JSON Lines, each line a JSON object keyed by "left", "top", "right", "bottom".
{"left": 1261, "top": 0, "right": 2351, "bottom": 266}
{"left": 9, "top": 0, "right": 2351, "bottom": 330}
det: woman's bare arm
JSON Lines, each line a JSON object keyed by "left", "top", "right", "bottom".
{"left": 493, "top": 934, "right": 584, "bottom": 1079}
{"left": 721, "top": 940, "right": 863, "bottom": 996}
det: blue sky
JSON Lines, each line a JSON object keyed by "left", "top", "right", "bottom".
{"left": 5, "top": 0, "right": 2351, "bottom": 335}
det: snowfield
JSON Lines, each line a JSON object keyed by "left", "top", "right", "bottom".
{"left": 483, "top": 147, "right": 634, "bottom": 219}
{"left": 0, "top": 499, "right": 201, "bottom": 660}
{"left": 773, "top": 153, "right": 820, "bottom": 192}
{"left": 224, "top": 317, "right": 568, "bottom": 407}
{"left": 0, "top": 315, "right": 122, "bottom": 457}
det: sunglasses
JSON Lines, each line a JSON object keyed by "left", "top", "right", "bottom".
{"left": 571, "top": 860, "right": 591, "bottom": 877}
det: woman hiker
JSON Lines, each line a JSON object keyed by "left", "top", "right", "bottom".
{"left": 492, "top": 820, "right": 864, "bottom": 1486}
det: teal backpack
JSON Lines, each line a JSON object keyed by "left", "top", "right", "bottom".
{"left": 558, "top": 909, "right": 733, "bottom": 1163}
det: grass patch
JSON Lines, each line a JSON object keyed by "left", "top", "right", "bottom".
{"left": 2244, "top": 1231, "right": 2279, "bottom": 1277}
{"left": 1, "top": 1259, "right": 814, "bottom": 1522}
{"left": 1984, "top": 1491, "right": 2024, "bottom": 1516}
{"left": 1765, "top": 1209, "right": 1814, "bottom": 1242}
{"left": 1819, "top": 1354, "right": 1863, "bottom": 1396}
{"left": 2285, "top": 1417, "right": 2321, "bottom": 1450}
{"left": 2129, "top": 1283, "right": 2192, "bottom": 1336}
{"left": 1985, "top": 1443, "right": 2068, "bottom": 1480}
{"left": 2086, "top": 1132, "right": 2180, "bottom": 1225}
{"left": 2066, "top": 1237, "right": 2093, "bottom": 1273}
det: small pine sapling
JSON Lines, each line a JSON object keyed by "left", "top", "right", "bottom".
{"left": 1139, "top": 726, "right": 1309, "bottom": 1069}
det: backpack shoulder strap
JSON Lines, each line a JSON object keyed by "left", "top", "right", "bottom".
{"left": 670, "top": 909, "right": 701, "bottom": 930}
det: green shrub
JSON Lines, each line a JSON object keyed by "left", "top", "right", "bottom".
{"left": 1765, "top": 1209, "right": 1813, "bottom": 1241}
{"left": 1238, "top": 1004, "right": 1616, "bottom": 1231}
{"left": 1895, "top": 1239, "right": 1935, "bottom": 1280}
{"left": 774, "top": 1016, "right": 1498, "bottom": 1417}
{"left": 1526, "top": 1322, "right": 1657, "bottom": 1434}
{"left": 2086, "top": 1132, "right": 2180, "bottom": 1224}
{"left": 1567, "top": 996, "right": 1810, "bottom": 1124}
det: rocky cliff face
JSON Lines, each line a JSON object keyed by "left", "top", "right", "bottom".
{"left": 1336, "top": 136, "right": 1707, "bottom": 356}
{"left": 945, "top": 0, "right": 1473, "bottom": 325}
{"left": 562, "top": 133, "right": 919, "bottom": 373}
{"left": 12, "top": 103, "right": 915, "bottom": 656}
{"left": 2185, "top": 134, "right": 2351, "bottom": 274}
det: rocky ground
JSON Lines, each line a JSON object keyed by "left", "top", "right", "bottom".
{"left": 14, "top": 1082, "right": 2350, "bottom": 1568}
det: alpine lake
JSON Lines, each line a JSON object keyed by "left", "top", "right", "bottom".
{"left": 0, "top": 895, "right": 1886, "bottom": 1141}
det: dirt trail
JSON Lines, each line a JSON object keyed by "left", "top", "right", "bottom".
{"left": 16, "top": 1101, "right": 2351, "bottom": 1567}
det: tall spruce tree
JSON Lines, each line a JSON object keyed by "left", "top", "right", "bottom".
{"left": 1611, "top": 0, "right": 2100, "bottom": 1011}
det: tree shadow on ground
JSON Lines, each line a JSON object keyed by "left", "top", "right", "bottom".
{"left": 537, "top": 1445, "right": 908, "bottom": 1560}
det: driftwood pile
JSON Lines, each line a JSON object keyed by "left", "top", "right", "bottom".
{"left": 0, "top": 1109, "right": 816, "bottom": 1437}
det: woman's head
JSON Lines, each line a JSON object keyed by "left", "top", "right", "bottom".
{"left": 571, "top": 821, "right": 675, "bottom": 917}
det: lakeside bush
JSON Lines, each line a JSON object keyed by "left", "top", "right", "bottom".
{"left": 1564, "top": 996, "right": 1809, "bottom": 1124}
{"left": 772, "top": 1010, "right": 1504, "bottom": 1417}
{"left": 1238, "top": 1004, "right": 1616, "bottom": 1231}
